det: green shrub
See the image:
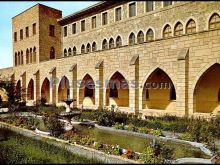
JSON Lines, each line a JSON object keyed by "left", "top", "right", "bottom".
{"left": 137, "top": 127, "right": 148, "bottom": 134}
{"left": 180, "top": 132, "right": 194, "bottom": 141}
{"left": 140, "top": 146, "right": 164, "bottom": 164}
{"left": 152, "top": 129, "right": 163, "bottom": 137}
{"left": 125, "top": 124, "right": 137, "bottom": 132}
{"left": 112, "top": 123, "right": 124, "bottom": 130}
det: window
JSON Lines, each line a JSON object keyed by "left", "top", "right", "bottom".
{"left": 92, "top": 42, "right": 97, "bottom": 51}
{"left": 81, "top": 45, "right": 85, "bottom": 54}
{"left": 64, "top": 49, "right": 67, "bottom": 57}
{"left": 102, "top": 39, "right": 108, "bottom": 50}
{"left": 26, "top": 49, "right": 29, "bottom": 64}
{"left": 115, "top": 7, "right": 122, "bottom": 21}
{"left": 49, "top": 25, "right": 55, "bottom": 37}
{"left": 33, "top": 47, "right": 36, "bottom": 63}
{"left": 163, "top": 24, "right": 172, "bottom": 38}
{"left": 164, "top": 1, "right": 172, "bottom": 7}
{"left": 20, "top": 29, "right": 23, "bottom": 40}
{"left": 129, "top": 33, "right": 135, "bottom": 45}
{"left": 110, "top": 83, "right": 118, "bottom": 98}
{"left": 146, "top": 29, "right": 154, "bottom": 41}
{"left": 129, "top": 2, "right": 136, "bottom": 17}
{"left": 68, "top": 48, "right": 72, "bottom": 56}
{"left": 137, "top": 31, "right": 144, "bottom": 44}
{"left": 209, "top": 13, "right": 220, "bottom": 29}
{"left": 64, "top": 26, "right": 67, "bottom": 37}
{"left": 87, "top": 43, "right": 91, "bottom": 53}
{"left": 73, "top": 47, "right": 77, "bottom": 55}
{"left": 33, "top": 23, "right": 36, "bottom": 35}
{"left": 14, "top": 32, "right": 17, "bottom": 42}
{"left": 17, "top": 52, "right": 20, "bottom": 65}
{"left": 50, "top": 47, "right": 55, "bottom": 59}
{"left": 91, "top": 16, "right": 96, "bottom": 29}
{"left": 170, "top": 86, "right": 176, "bottom": 100}
{"left": 25, "top": 27, "right": 29, "bottom": 37}
{"left": 109, "top": 38, "right": 114, "bottom": 49}
{"left": 146, "top": 89, "right": 149, "bottom": 100}
{"left": 81, "top": 20, "right": 85, "bottom": 32}
{"left": 72, "top": 23, "right": 76, "bottom": 34}
{"left": 174, "top": 22, "right": 183, "bottom": 36}
{"left": 146, "top": 1, "right": 154, "bottom": 12}
{"left": 15, "top": 53, "right": 17, "bottom": 66}
{"left": 21, "top": 51, "right": 23, "bottom": 65}
{"left": 116, "top": 36, "right": 122, "bottom": 48}
{"left": 30, "top": 48, "right": 32, "bottom": 63}
{"left": 102, "top": 12, "right": 108, "bottom": 25}
{"left": 186, "top": 19, "right": 196, "bottom": 34}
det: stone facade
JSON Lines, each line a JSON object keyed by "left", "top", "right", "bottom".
{"left": 1, "top": 1, "right": 220, "bottom": 118}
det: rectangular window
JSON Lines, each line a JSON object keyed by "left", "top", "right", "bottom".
{"left": 146, "top": 1, "right": 154, "bottom": 12}
{"left": 91, "top": 16, "right": 96, "bottom": 29}
{"left": 33, "top": 23, "right": 36, "bottom": 35}
{"left": 25, "top": 27, "right": 29, "bottom": 37}
{"left": 129, "top": 2, "right": 136, "bottom": 17}
{"left": 64, "top": 26, "right": 67, "bottom": 37}
{"left": 49, "top": 25, "right": 55, "bottom": 36}
{"left": 102, "top": 12, "right": 108, "bottom": 25}
{"left": 14, "top": 32, "right": 17, "bottom": 42}
{"left": 115, "top": 7, "right": 122, "bottom": 21}
{"left": 20, "top": 29, "right": 23, "bottom": 40}
{"left": 164, "top": 1, "right": 172, "bottom": 7}
{"left": 72, "top": 23, "right": 76, "bottom": 34}
{"left": 81, "top": 20, "right": 85, "bottom": 32}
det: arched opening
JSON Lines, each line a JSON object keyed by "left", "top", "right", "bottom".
{"left": 142, "top": 68, "right": 176, "bottom": 110}
{"left": 81, "top": 45, "right": 85, "bottom": 54}
{"left": 41, "top": 78, "right": 50, "bottom": 103}
{"left": 27, "top": 79, "right": 34, "bottom": 100}
{"left": 116, "top": 36, "right": 122, "bottom": 48}
{"left": 15, "top": 52, "right": 17, "bottom": 66}
{"left": 209, "top": 13, "right": 220, "bottom": 29}
{"left": 186, "top": 19, "right": 196, "bottom": 34}
{"left": 73, "top": 47, "right": 77, "bottom": 55}
{"left": 30, "top": 48, "right": 33, "bottom": 63}
{"left": 33, "top": 47, "right": 36, "bottom": 62}
{"left": 109, "top": 38, "right": 114, "bottom": 49}
{"left": 21, "top": 51, "right": 23, "bottom": 65}
{"left": 79, "top": 74, "right": 95, "bottom": 106}
{"left": 86, "top": 43, "right": 91, "bottom": 53}
{"left": 26, "top": 49, "right": 29, "bottom": 64}
{"left": 106, "top": 71, "right": 129, "bottom": 107}
{"left": 64, "top": 49, "right": 67, "bottom": 57}
{"left": 137, "top": 31, "right": 144, "bottom": 44}
{"left": 146, "top": 28, "right": 154, "bottom": 41}
{"left": 58, "top": 76, "right": 70, "bottom": 102}
{"left": 129, "top": 32, "right": 135, "bottom": 45}
{"left": 16, "top": 80, "right": 21, "bottom": 99}
{"left": 68, "top": 47, "right": 72, "bottom": 56}
{"left": 18, "top": 52, "right": 20, "bottom": 65}
{"left": 174, "top": 22, "right": 183, "bottom": 36}
{"left": 102, "top": 39, "right": 108, "bottom": 50}
{"left": 194, "top": 63, "right": 220, "bottom": 113}
{"left": 92, "top": 42, "right": 97, "bottom": 51}
{"left": 50, "top": 47, "right": 55, "bottom": 59}
{"left": 163, "top": 24, "right": 172, "bottom": 38}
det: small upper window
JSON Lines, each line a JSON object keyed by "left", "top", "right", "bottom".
{"left": 109, "top": 38, "right": 114, "bottom": 49}
{"left": 102, "top": 39, "right": 108, "bottom": 50}
{"left": 129, "top": 33, "right": 135, "bottom": 45}
{"left": 20, "top": 29, "right": 23, "bottom": 40}
{"left": 33, "top": 23, "right": 36, "bottom": 35}
{"left": 49, "top": 25, "right": 55, "bottom": 37}
{"left": 72, "top": 23, "right": 76, "bottom": 34}
{"left": 81, "top": 20, "right": 85, "bottom": 32}
{"left": 146, "top": 29, "right": 154, "bottom": 41}
{"left": 64, "top": 49, "right": 67, "bottom": 57}
{"left": 163, "top": 1, "right": 172, "bottom": 7}
{"left": 73, "top": 47, "right": 77, "bottom": 55}
{"left": 26, "top": 26, "right": 29, "bottom": 38}
{"left": 186, "top": 19, "right": 196, "bottom": 34}
{"left": 116, "top": 36, "right": 122, "bottom": 48}
{"left": 92, "top": 42, "right": 97, "bottom": 51}
{"left": 81, "top": 45, "right": 85, "bottom": 54}
{"left": 146, "top": 1, "right": 154, "bottom": 12}
{"left": 14, "top": 32, "right": 17, "bottom": 42}
{"left": 87, "top": 43, "right": 91, "bottom": 53}
{"left": 91, "top": 16, "right": 96, "bottom": 29}
{"left": 102, "top": 12, "right": 108, "bottom": 25}
{"left": 64, "top": 26, "right": 67, "bottom": 37}
{"left": 137, "top": 31, "right": 144, "bottom": 44}
{"left": 68, "top": 48, "right": 72, "bottom": 56}
{"left": 209, "top": 13, "right": 220, "bottom": 30}
{"left": 163, "top": 24, "right": 172, "bottom": 38}
{"left": 50, "top": 47, "right": 55, "bottom": 59}
{"left": 129, "top": 2, "right": 136, "bottom": 17}
{"left": 115, "top": 7, "right": 122, "bottom": 21}
{"left": 174, "top": 22, "right": 183, "bottom": 36}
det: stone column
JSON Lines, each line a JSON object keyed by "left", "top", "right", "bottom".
{"left": 20, "top": 72, "right": 26, "bottom": 101}
{"left": 33, "top": 70, "right": 40, "bottom": 102}
{"left": 69, "top": 64, "right": 77, "bottom": 108}
{"left": 49, "top": 67, "right": 56, "bottom": 105}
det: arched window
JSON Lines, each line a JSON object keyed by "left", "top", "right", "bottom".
{"left": 102, "top": 39, "right": 108, "bottom": 50}
{"left": 68, "top": 48, "right": 72, "bottom": 56}
{"left": 186, "top": 19, "right": 196, "bottom": 34}
{"left": 33, "top": 47, "right": 36, "bottom": 63}
{"left": 146, "top": 29, "right": 154, "bottom": 41}
{"left": 18, "top": 52, "right": 20, "bottom": 65}
{"left": 116, "top": 36, "right": 122, "bottom": 48}
{"left": 87, "top": 43, "right": 91, "bottom": 53}
{"left": 15, "top": 52, "right": 17, "bottom": 66}
{"left": 21, "top": 51, "right": 23, "bottom": 65}
{"left": 50, "top": 47, "right": 55, "bottom": 59}
{"left": 174, "top": 22, "right": 183, "bottom": 36}
{"left": 129, "top": 33, "right": 135, "bottom": 45}
{"left": 26, "top": 49, "right": 29, "bottom": 64}
{"left": 109, "top": 38, "right": 114, "bottom": 49}
{"left": 170, "top": 86, "right": 176, "bottom": 100}
{"left": 209, "top": 13, "right": 220, "bottom": 29}
{"left": 137, "top": 31, "right": 144, "bottom": 44}
{"left": 92, "top": 42, "right": 97, "bottom": 52}
{"left": 64, "top": 49, "right": 67, "bottom": 57}
{"left": 81, "top": 45, "right": 85, "bottom": 54}
{"left": 73, "top": 47, "right": 77, "bottom": 55}
{"left": 163, "top": 24, "right": 172, "bottom": 38}
{"left": 30, "top": 48, "right": 32, "bottom": 63}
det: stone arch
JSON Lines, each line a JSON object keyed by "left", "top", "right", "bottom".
{"left": 102, "top": 39, "right": 108, "bottom": 50}
{"left": 26, "top": 49, "right": 29, "bottom": 64}
{"left": 92, "top": 42, "right": 97, "bottom": 51}
{"left": 208, "top": 12, "right": 220, "bottom": 30}
{"left": 137, "top": 30, "right": 144, "bottom": 43}
{"left": 193, "top": 63, "right": 220, "bottom": 113}
{"left": 109, "top": 38, "right": 114, "bottom": 49}
{"left": 27, "top": 79, "right": 34, "bottom": 100}
{"left": 58, "top": 76, "right": 70, "bottom": 102}
{"left": 33, "top": 47, "right": 36, "bottom": 62}
{"left": 64, "top": 48, "right": 67, "bottom": 57}
{"left": 146, "top": 26, "right": 155, "bottom": 40}
{"left": 30, "top": 48, "right": 33, "bottom": 63}
{"left": 106, "top": 71, "right": 129, "bottom": 107}
{"left": 142, "top": 68, "right": 176, "bottom": 111}
{"left": 206, "top": 11, "right": 220, "bottom": 30}
{"left": 41, "top": 78, "right": 50, "bottom": 103}
{"left": 174, "top": 21, "right": 184, "bottom": 36}
{"left": 146, "top": 28, "right": 154, "bottom": 41}
{"left": 79, "top": 74, "right": 95, "bottom": 106}
{"left": 73, "top": 46, "right": 77, "bottom": 55}
{"left": 18, "top": 51, "right": 20, "bottom": 65}
{"left": 81, "top": 44, "right": 85, "bottom": 54}
{"left": 162, "top": 23, "right": 173, "bottom": 38}
{"left": 86, "top": 43, "right": 91, "bottom": 53}
{"left": 68, "top": 47, "right": 72, "bottom": 56}
{"left": 116, "top": 35, "right": 122, "bottom": 48}
{"left": 128, "top": 32, "right": 136, "bottom": 45}
{"left": 185, "top": 16, "right": 198, "bottom": 33}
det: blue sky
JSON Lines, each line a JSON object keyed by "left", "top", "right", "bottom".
{"left": 0, "top": 1, "right": 98, "bottom": 69}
